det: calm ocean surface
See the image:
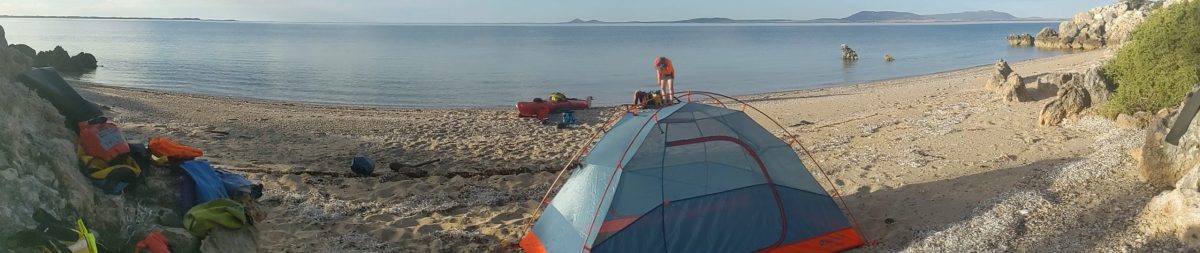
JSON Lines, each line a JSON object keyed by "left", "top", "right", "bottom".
{"left": 2, "top": 19, "right": 1064, "bottom": 107}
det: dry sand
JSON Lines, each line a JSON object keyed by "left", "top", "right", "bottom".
{"left": 73, "top": 49, "right": 1182, "bottom": 252}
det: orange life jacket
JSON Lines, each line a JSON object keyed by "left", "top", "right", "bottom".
{"left": 148, "top": 136, "right": 204, "bottom": 160}
{"left": 77, "top": 119, "right": 130, "bottom": 161}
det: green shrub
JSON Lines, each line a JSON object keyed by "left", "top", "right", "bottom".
{"left": 1103, "top": 1, "right": 1200, "bottom": 117}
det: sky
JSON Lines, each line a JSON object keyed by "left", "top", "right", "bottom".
{"left": 0, "top": 0, "right": 1114, "bottom": 23}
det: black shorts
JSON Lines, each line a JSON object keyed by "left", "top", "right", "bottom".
{"left": 660, "top": 74, "right": 674, "bottom": 80}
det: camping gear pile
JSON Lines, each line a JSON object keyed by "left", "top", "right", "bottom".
{"left": 519, "top": 100, "right": 865, "bottom": 253}
{"left": 517, "top": 92, "right": 593, "bottom": 122}
{"left": 632, "top": 90, "right": 667, "bottom": 108}
{"left": 10, "top": 67, "right": 263, "bottom": 252}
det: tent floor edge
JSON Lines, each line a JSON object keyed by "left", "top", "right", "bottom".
{"left": 759, "top": 227, "right": 865, "bottom": 253}
{"left": 519, "top": 231, "right": 548, "bottom": 253}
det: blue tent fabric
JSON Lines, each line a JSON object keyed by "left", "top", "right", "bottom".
{"left": 180, "top": 160, "right": 229, "bottom": 206}
{"left": 523, "top": 103, "right": 863, "bottom": 253}
{"left": 214, "top": 168, "right": 263, "bottom": 200}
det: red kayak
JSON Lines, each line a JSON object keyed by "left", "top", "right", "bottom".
{"left": 517, "top": 96, "right": 592, "bottom": 120}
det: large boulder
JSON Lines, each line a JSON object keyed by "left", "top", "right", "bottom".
{"left": 985, "top": 59, "right": 1015, "bottom": 92}
{"left": 984, "top": 59, "right": 1030, "bottom": 102}
{"left": 71, "top": 52, "right": 98, "bottom": 70}
{"left": 1081, "top": 65, "right": 1116, "bottom": 104}
{"left": 1033, "top": 68, "right": 1116, "bottom": 126}
{"left": 1132, "top": 84, "right": 1200, "bottom": 247}
{"left": 1, "top": 45, "right": 32, "bottom": 79}
{"left": 1116, "top": 111, "right": 1155, "bottom": 129}
{"left": 841, "top": 44, "right": 859, "bottom": 61}
{"left": 1133, "top": 85, "right": 1200, "bottom": 188}
{"left": 1038, "top": 82, "right": 1091, "bottom": 126}
{"left": 1034, "top": 27, "right": 1063, "bottom": 49}
{"left": 1007, "top": 33, "right": 1035, "bottom": 46}
{"left": 34, "top": 46, "right": 72, "bottom": 70}
{"left": 33, "top": 46, "right": 98, "bottom": 73}
{"left": 9, "top": 44, "right": 35, "bottom": 59}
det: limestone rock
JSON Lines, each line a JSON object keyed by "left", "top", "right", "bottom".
{"left": 33, "top": 46, "right": 98, "bottom": 73}
{"left": 1007, "top": 33, "right": 1035, "bottom": 46}
{"left": 34, "top": 46, "right": 72, "bottom": 70}
{"left": 1, "top": 46, "right": 33, "bottom": 79}
{"left": 985, "top": 59, "right": 1015, "bottom": 92}
{"left": 71, "top": 52, "right": 98, "bottom": 70}
{"left": 9, "top": 44, "right": 35, "bottom": 58}
{"left": 1038, "top": 84, "right": 1091, "bottom": 126}
{"left": 1116, "top": 112, "right": 1153, "bottom": 129}
{"left": 1034, "top": 27, "right": 1062, "bottom": 48}
{"left": 1000, "top": 72, "right": 1027, "bottom": 102}
{"left": 1134, "top": 85, "right": 1200, "bottom": 188}
{"left": 0, "top": 52, "right": 222, "bottom": 252}
{"left": 841, "top": 44, "right": 859, "bottom": 61}
{"left": 984, "top": 60, "right": 1031, "bottom": 102}
{"left": 1142, "top": 189, "right": 1200, "bottom": 249}
{"left": 1031, "top": 1, "right": 1155, "bottom": 49}
{"left": 1081, "top": 65, "right": 1115, "bottom": 104}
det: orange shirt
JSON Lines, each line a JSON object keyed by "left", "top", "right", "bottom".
{"left": 655, "top": 57, "right": 674, "bottom": 76}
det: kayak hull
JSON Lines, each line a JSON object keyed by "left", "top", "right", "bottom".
{"left": 517, "top": 97, "right": 592, "bottom": 120}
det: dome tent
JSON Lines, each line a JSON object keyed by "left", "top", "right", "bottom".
{"left": 520, "top": 99, "right": 864, "bottom": 253}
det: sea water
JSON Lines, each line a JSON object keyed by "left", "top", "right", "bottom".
{"left": 2, "top": 19, "right": 1065, "bottom": 107}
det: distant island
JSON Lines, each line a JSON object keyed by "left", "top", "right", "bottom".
{"left": 565, "top": 10, "right": 1062, "bottom": 24}
{"left": 0, "top": 15, "right": 235, "bottom": 22}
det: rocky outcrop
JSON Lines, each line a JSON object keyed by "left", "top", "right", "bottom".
{"left": 0, "top": 35, "right": 228, "bottom": 252}
{"left": 1007, "top": 33, "right": 1035, "bottom": 46}
{"left": 1038, "top": 84, "right": 1092, "bottom": 126}
{"left": 984, "top": 59, "right": 1029, "bottom": 102}
{"left": 985, "top": 59, "right": 1015, "bottom": 91}
{"left": 1034, "top": 27, "right": 1062, "bottom": 49}
{"left": 71, "top": 52, "right": 98, "bottom": 70}
{"left": 1081, "top": 65, "right": 1116, "bottom": 104}
{"left": 1133, "top": 86, "right": 1200, "bottom": 188}
{"left": 0, "top": 49, "right": 204, "bottom": 252}
{"left": 841, "top": 44, "right": 859, "bottom": 61}
{"left": 1035, "top": 66, "right": 1117, "bottom": 126}
{"left": 1131, "top": 84, "right": 1200, "bottom": 247}
{"left": 10, "top": 44, "right": 35, "bottom": 59}
{"left": 1, "top": 46, "right": 32, "bottom": 80}
{"left": 884, "top": 54, "right": 895, "bottom": 62}
{"left": 33, "top": 46, "right": 99, "bottom": 73}
{"left": 1, "top": 25, "right": 6, "bottom": 46}
{"left": 1034, "top": 0, "right": 1157, "bottom": 50}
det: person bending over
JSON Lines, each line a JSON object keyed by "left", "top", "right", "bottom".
{"left": 654, "top": 56, "right": 675, "bottom": 103}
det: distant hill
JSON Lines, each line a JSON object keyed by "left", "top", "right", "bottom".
{"left": 0, "top": 15, "right": 233, "bottom": 21}
{"left": 924, "top": 10, "right": 1020, "bottom": 21}
{"left": 565, "top": 18, "right": 603, "bottom": 24}
{"left": 841, "top": 11, "right": 932, "bottom": 22}
{"left": 563, "top": 10, "right": 1055, "bottom": 24}
{"left": 839, "top": 10, "right": 1022, "bottom": 22}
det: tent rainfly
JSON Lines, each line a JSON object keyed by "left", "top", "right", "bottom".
{"left": 521, "top": 101, "right": 865, "bottom": 253}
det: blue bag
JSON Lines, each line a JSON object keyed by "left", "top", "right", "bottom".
{"left": 214, "top": 169, "right": 263, "bottom": 200}
{"left": 179, "top": 160, "right": 229, "bottom": 206}
{"left": 351, "top": 156, "right": 374, "bottom": 176}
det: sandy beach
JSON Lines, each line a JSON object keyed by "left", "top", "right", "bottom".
{"left": 69, "top": 48, "right": 1180, "bottom": 252}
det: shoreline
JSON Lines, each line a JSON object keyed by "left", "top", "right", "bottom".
{"left": 70, "top": 50, "right": 1091, "bottom": 112}
{"left": 72, "top": 48, "right": 1131, "bottom": 251}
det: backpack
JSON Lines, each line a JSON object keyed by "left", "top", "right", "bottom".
{"left": 549, "top": 92, "right": 567, "bottom": 102}
{"left": 76, "top": 117, "right": 143, "bottom": 194}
